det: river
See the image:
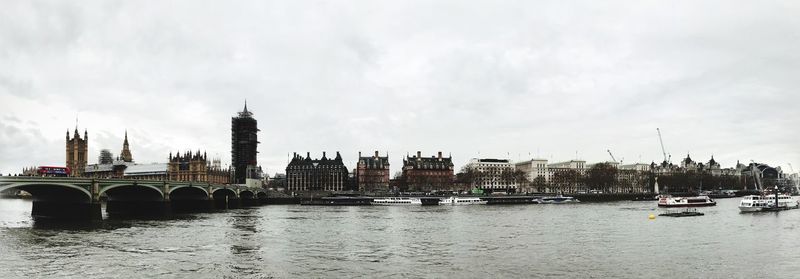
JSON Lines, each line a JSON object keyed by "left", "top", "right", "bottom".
{"left": 1, "top": 198, "right": 798, "bottom": 278}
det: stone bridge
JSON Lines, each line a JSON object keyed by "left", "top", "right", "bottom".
{"left": 0, "top": 176, "right": 267, "bottom": 220}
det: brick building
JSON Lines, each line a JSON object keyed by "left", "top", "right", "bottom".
{"left": 355, "top": 151, "right": 390, "bottom": 192}
{"left": 402, "top": 151, "right": 454, "bottom": 192}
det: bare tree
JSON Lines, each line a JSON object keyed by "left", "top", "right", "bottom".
{"left": 456, "top": 165, "right": 482, "bottom": 190}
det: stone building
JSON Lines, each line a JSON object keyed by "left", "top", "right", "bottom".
{"left": 66, "top": 127, "right": 88, "bottom": 177}
{"left": 355, "top": 151, "right": 390, "bottom": 192}
{"left": 231, "top": 102, "right": 260, "bottom": 184}
{"left": 168, "top": 150, "right": 231, "bottom": 184}
{"left": 466, "top": 158, "right": 516, "bottom": 191}
{"left": 123, "top": 163, "right": 168, "bottom": 180}
{"left": 515, "top": 158, "right": 550, "bottom": 183}
{"left": 547, "top": 160, "right": 587, "bottom": 193}
{"left": 402, "top": 151, "right": 454, "bottom": 192}
{"left": 286, "top": 152, "right": 348, "bottom": 192}
{"left": 83, "top": 162, "right": 124, "bottom": 179}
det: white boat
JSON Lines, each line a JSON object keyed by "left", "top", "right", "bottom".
{"left": 657, "top": 195, "right": 716, "bottom": 207}
{"left": 371, "top": 197, "right": 422, "bottom": 205}
{"left": 540, "top": 195, "right": 579, "bottom": 204}
{"left": 739, "top": 194, "right": 798, "bottom": 212}
{"left": 438, "top": 196, "right": 487, "bottom": 205}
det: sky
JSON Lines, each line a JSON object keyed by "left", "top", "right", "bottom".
{"left": 1, "top": 0, "right": 799, "bottom": 176}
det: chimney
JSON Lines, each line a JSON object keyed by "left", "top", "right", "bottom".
{"left": 359, "top": 151, "right": 362, "bottom": 158}
{"left": 375, "top": 150, "right": 379, "bottom": 158}
{"left": 307, "top": 152, "right": 310, "bottom": 158}
{"left": 323, "top": 151, "right": 327, "bottom": 158}
{"left": 417, "top": 151, "right": 421, "bottom": 158}
{"left": 438, "top": 151, "right": 442, "bottom": 159}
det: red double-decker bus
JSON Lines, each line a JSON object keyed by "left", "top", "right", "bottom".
{"left": 37, "top": 166, "right": 71, "bottom": 177}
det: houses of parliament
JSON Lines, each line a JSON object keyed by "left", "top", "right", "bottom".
{"left": 64, "top": 103, "right": 261, "bottom": 185}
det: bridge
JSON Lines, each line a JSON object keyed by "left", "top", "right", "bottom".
{"left": 0, "top": 176, "right": 267, "bottom": 220}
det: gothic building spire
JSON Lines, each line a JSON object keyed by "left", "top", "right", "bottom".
{"left": 120, "top": 130, "right": 133, "bottom": 163}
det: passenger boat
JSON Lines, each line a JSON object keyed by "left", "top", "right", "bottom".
{"left": 738, "top": 194, "right": 798, "bottom": 212}
{"left": 540, "top": 195, "right": 579, "bottom": 204}
{"left": 371, "top": 197, "right": 422, "bottom": 205}
{"left": 657, "top": 195, "right": 716, "bottom": 207}
{"left": 438, "top": 197, "right": 487, "bottom": 205}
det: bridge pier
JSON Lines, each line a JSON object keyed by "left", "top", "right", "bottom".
{"left": 239, "top": 191, "right": 258, "bottom": 207}
{"left": 214, "top": 195, "right": 241, "bottom": 209}
{"left": 32, "top": 200, "right": 101, "bottom": 221}
{"left": 107, "top": 200, "right": 171, "bottom": 218}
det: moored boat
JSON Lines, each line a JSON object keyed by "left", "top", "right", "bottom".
{"left": 659, "top": 208, "right": 705, "bottom": 217}
{"left": 540, "top": 195, "right": 579, "bottom": 204}
{"left": 738, "top": 194, "right": 798, "bottom": 212}
{"left": 371, "top": 197, "right": 422, "bottom": 205}
{"left": 657, "top": 195, "right": 716, "bottom": 207}
{"left": 438, "top": 196, "right": 487, "bottom": 205}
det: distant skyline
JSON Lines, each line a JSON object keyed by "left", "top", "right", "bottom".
{"left": 1, "top": 1, "right": 799, "bottom": 175}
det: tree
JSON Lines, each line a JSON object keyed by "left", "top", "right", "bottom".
{"left": 552, "top": 169, "right": 580, "bottom": 193}
{"left": 511, "top": 169, "right": 530, "bottom": 192}
{"left": 586, "top": 163, "right": 618, "bottom": 193}
{"left": 532, "top": 176, "right": 547, "bottom": 193}
{"left": 456, "top": 165, "right": 482, "bottom": 189}
{"left": 500, "top": 168, "right": 515, "bottom": 192}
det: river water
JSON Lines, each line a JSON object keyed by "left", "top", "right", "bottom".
{"left": 1, "top": 198, "right": 799, "bottom": 278}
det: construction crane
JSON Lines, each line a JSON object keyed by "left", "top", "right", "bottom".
{"left": 789, "top": 163, "right": 799, "bottom": 193}
{"left": 607, "top": 150, "right": 617, "bottom": 163}
{"left": 607, "top": 149, "right": 623, "bottom": 165}
{"left": 657, "top": 128, "right": 668, "bottom": 163}
{"left": 750, "top": 160, "right": 764, "bottom": 191}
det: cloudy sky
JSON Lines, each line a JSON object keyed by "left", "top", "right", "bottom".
{"left": 1, "top": 1, "right": 799, "bottom": 176}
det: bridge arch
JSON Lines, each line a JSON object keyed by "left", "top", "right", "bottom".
{"left": 239, "top": 190, "right": 255, "bottom": 199}
{"left": 100, "top": 183, "right": 164, "bottom": 199}
{"left": 0, "top": 182, "right": 92, "bottom": 201}
{"left": 212, "top": 188, "right": 238, "bottom": 198}
{"left": 169, "top": 185, "right": 210, "bottom": 196}
{"left": 169, "top": 185, "right": 209, "bottom": 200}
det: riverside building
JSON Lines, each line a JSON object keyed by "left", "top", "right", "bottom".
{"left": 83, "top": 132, "right": 168, "bottom": 180}
{"left": 355, "top": 151, "right": 390, "bottom": 192}
{"left": 466, "top": 158, "right": 516, "bottom": 191}
{"left": 514, "top": 158, "right": 550, "bottom": 186}
{"left": 547, "top": 160, "right": 587, "bottom": 193}
{"left": 402, "top": 151, "right": 454, "bottom": 192}
{"left": 168, "top": 151, "right": 231, "bottom": 184}
{"left": 286, "top": 152, "right": 348, "bottom": 192}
